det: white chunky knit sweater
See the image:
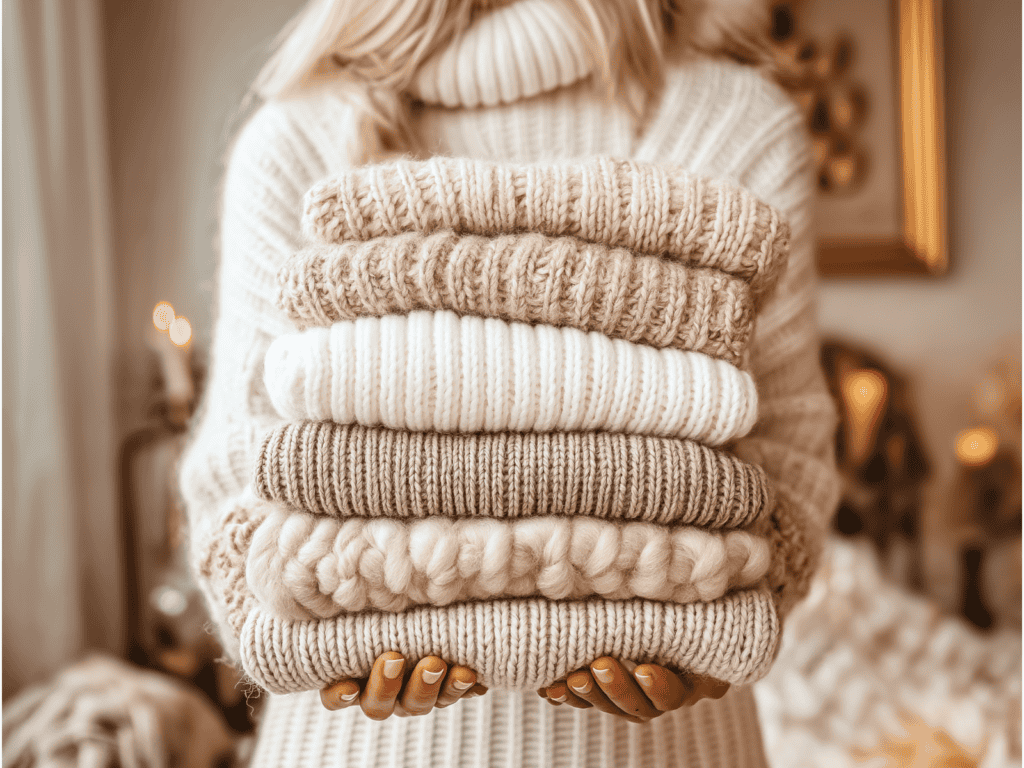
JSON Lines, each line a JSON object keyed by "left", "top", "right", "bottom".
{"left": 181, "top": 10, "right": 841, "bottom": 764}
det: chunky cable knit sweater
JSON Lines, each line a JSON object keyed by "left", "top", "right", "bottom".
{"left": 248, "top": 509, "right": 771, "bottom": 618}
{"left": 181, "top": 22, "right": 841, "bottom": 767}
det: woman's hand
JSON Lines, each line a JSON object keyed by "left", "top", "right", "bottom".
{"left": 537, "top": 658, "right": 730, "bottom": 724}
{"left": 320, "top": 652, "right": 487, "bottom": 720}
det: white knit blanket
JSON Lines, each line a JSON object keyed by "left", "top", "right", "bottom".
{"left": 263, "top": 310, "right": 758, "bottom": 446}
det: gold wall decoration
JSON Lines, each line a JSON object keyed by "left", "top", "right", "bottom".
{"left": 770, "top": 0, "right": 948, "bottom": 276}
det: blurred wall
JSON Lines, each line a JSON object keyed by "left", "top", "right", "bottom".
{"left": 103, "top": 0, "right": 302, "bottom": 427}
{"left": 103, "top": 0, "right": 1020, "bottom": 481}
{"left": 817, "top": 0, "right": 1022, "bottom": 494}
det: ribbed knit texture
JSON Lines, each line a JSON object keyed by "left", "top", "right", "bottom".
{"left": 246, "top": 507, "right": 771, "bottom": 619}
{"left": 263, "top": 310, "right": 758, "bottom": 444}
{"left": 249, "top": 685, "right": 769, "bottom": 768}
{"left": 181, "top": 23, "right": 842, "bottom": 762}
{"left": 277, "top": 231, "right": 755, "bottom": 365}
{"left": 301, "top": 156, "right": 790, "bottom": 302}
{"left": 239, "top": 589, "right": 780, "bottom": 693}
{"left": 254, "top": 422, "right": 774, "bottom": 527}
{"left": 407, "top": 0, "right": 594, "bottom": 108}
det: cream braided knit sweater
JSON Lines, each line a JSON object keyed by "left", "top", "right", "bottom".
{"left": 181, "top": 38, "right": 840, "bottom": 768}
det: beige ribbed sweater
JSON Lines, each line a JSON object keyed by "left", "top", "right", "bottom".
{"left": 180, "top": 23, "right": 840, "bottom": 767}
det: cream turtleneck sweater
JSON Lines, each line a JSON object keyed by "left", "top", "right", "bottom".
{"left": 181, "top": 6, "right": 840, "bottom": 765}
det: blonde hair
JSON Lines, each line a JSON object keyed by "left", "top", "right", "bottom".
{"left": 252, "top": 0, "right": 770, "bottom": 159}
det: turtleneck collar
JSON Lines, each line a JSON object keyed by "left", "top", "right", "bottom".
{"left": 407, "top": 0, "right": 595, "bottom": 108}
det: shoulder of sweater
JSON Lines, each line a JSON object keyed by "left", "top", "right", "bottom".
{"left": 222, "top": 88, "right": 366, "bottom": 215}
{"left": 641, "top": 57, "right": 812, "bottom": 214}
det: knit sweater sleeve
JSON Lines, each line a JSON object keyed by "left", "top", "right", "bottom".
{"left": 723, "top": 82, "right": 843, "bottom": 617}
{"left": 635, "top": 63, "right": 842, "bottom": 618}
{"left": 179, "top": 94, "right": 364, "bottom": 658}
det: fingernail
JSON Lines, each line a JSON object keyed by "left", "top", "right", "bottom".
{"left": 571, "top": 680, "right": 592, "bottom": 694}
{"left": 635, "top": 672, "right": 653, "bottom": 686}
{"left": 592, "top": 667, "right": 614, "bottom": 684}
{"left": 551, "top": 694, "right": 566, "bottom": 702}
{"left": 383, "top": 658, "right": 404, "bottom": 679}
{"left": 421, "top": 668, "right": 444, "bottom": 684}
{"left": 452, "top": 679, "right": 473, "bottom": 691}
{"left": 340, "top": 690, "right": 358, "bottom": 701}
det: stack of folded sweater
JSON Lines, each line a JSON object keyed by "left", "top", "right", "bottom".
{"left": 236, "top": 155, "right": 797, "bottom": 694}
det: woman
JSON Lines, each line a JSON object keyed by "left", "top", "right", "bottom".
{"left": 179, "top": 0, "right": 841, "bottom": 765}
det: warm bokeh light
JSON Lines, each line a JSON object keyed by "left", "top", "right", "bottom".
{"left": 843, "top": 369, "right": 888, "bottom": 415}
{"left": 841, "top": 368, "right": 888, "bottom": 465}
{"left": 152, "top": 302, "right": 175, "bottom": 331}
{"left": 168, "top": 317, "right": 192, "bottom": 347}
{"left": 955, "top": 426, "right": 999, "bottom": 467}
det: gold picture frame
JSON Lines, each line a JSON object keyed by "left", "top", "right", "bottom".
{"left": 815, "top": 0, "right": 948, "bottom": 276}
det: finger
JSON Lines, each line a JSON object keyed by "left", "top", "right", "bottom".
{"left": 632, "top": 665, "right": 692, "bottom": 712}
{"left": 400, "top": 657, "right": 447, "bottom": 715}
{"left": 437, "top": 666, "right": 477, "bottom": 708}
{"left": 566, "top": 670, "right": 643, "bottom": 723}
{"left": 690, "top": 676, "right": 731, "bottom": 704}
{"left": 360, "top": 652, "right": 406, "bottom": 720}
{"left": 467, "top": 684, "right": 488, "bottom": 696}
{"left": 320, "top": 679, "right": 362, "bottom": 711}
{"left": 590, "top": 658, "right": 661, "bottom": 720}
{"left": 539, "top": 689, "right": 562, "bottom": 706}
{"left": 543, "top": 682, "right": 592, "bottom": 710}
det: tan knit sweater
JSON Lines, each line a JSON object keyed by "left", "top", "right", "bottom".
{"left": 181, "top": 38, "right": 840, "bottom": 767}
{"left": 278, "top": 231, "right": 758, "bottom": 366}
{"left": 254, "top": 422, "right": 774, "bottom": 527}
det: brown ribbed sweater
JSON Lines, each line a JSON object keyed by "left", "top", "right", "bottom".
{"left": 254, "top": 421, "right": 773, "bottom": 528}
{"left": 277, "top": 231, "right": 755, "bottom": 365}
